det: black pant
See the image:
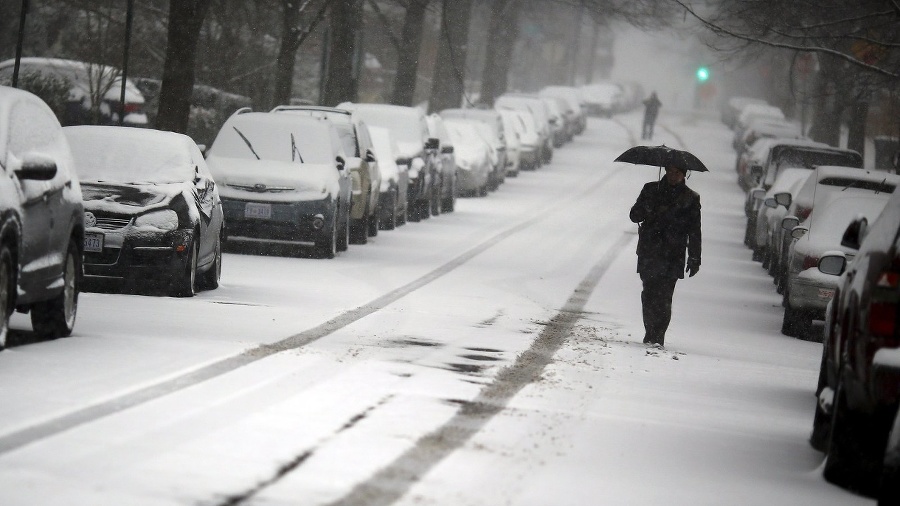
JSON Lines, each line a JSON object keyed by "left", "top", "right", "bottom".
{"left": 642, "top": 117, "right": 656, "bottom": 140}
{"left": 640, "top": 273, "right": 678, "bottom": 345}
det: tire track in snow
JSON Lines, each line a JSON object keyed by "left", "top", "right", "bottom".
{"left": 0, "top": 166, "right": 624, "bottom": 456}
{"left": 325, "top": 231, "right": 634, "bottom": 506}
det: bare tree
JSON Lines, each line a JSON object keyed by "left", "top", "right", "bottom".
{"left": 479, "top": 0, "right": 521, "bottom": 106}
{"left": 428, "top": 0, "right": 475, "bottom": 112}
{"left": 271, "top": 0, "right": 328, "bottom": 108}
{"left": 321, "top": 0, "right": 363, "bottom": 106}
{"left": 390, "top": 0, "right": 430, "bottom": 106}
{"left": 156, "top": 0, "right": 213, "bottom": 133}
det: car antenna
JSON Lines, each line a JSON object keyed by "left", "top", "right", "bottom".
{"left": 232, "top": 126, "right": 260, "bottom": 160}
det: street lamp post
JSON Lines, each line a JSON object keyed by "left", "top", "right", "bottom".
{"left": 119, "top": 0, "right": 135, "bottom": 126}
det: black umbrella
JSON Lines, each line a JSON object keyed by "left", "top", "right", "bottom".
{"left": 614, "top": 145, "right": 709, "bottom": 172}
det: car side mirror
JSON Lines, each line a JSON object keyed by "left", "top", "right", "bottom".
{"left": 764, "top": 197, "right": 777, "bottom": 209}
{"left": 197, "top": 144, "right": 207, "bottom": 156}
{"left": 781, "top": 216, "right": 800, "bottom": 231}
{"left": 396, "top": 157, "right": 411, "bottom": 167}
{"left": 193, "top": 165, "right": 203, "bottom": 184}
{"left": 791, "top": 226, "right": 809, "bottom": 240}
{"left": 365, "top": 149, "right": 377, "bottom": 163}
{"left": 441, "top": 145, "right": 454, "bottom": 154}
{"left": 774, "top": 192, "right": 792, "bottom": 208}
{"left": 749, "top": 165, "right": 763, "bottom": 182}
{"left": 15, "top": 154, "right": 57, "bottom": 181}
{"left": 840, "top": 217, "right": 868, "bottom": 250}
{"left": 750, "top": 188, "right": 766, "bottom": 201}
{"left": 818, "top": 253, "right": 847, "bottom": 276}
{"left": 336, "top": 155, "right": 346, "bottom": 171}
{"left": 425, "top": 137, "right": 440, "bottom": 151}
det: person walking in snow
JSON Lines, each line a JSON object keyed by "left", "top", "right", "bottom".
{"left": 641, "top": 92, "right": 662, "bottom": 140}
{"left": 629, "top": 164, "right": 701, "bottom": 346}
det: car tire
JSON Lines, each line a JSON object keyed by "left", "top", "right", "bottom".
{"left": 314, "top": 215, "right": 337, "bottom": 259}
{"left": 823, "top": 382, "right": 886, "bottom": 495}
{"left": 442, "top": 182, "right": 456, "bottom": 213}
{"left": 810, "top": 349, "right": 832, "bottom": 452}
{"left": 781, "top": 304, "right": 811, "bottom": 339}
{"left": 431, "top": 188, "right": 442, "bottom": 216}
{"left": 381, "top": 192, "right": 397, "bottom": 231}
{"left": 367, "top": 207, "right": 379, "bottom": 237}
{"left": 350, "top": 218, "right": 368, "bottom": 245}
{"left": 172, "top": 238, "right": 198, "bottom": 297}
{"left": 198, "top": 233, "right": 222, "bottom": 290}
{"left": 31, "top": 239, "right": 79, "bottom": 338}
{"left": 336, "top": 206, "right": 350, "bottom": 252}
{"left": 0, "top": 244, "right": 13, "bottom": 351}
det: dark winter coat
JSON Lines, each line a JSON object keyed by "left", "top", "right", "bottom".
{"left": 629, "top": 180, "right": 701, "bottom": 279}
{"left": 643, "top": 95, "right": 661, "bottom": 120}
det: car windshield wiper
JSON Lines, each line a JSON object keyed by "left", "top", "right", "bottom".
{"left": 291, "top": 133, "right": 304, "bottom": 163}
{"left": 233, "top": 126, "right": 260, "bottom": 160}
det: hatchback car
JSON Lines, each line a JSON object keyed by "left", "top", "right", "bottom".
{"left": 440, "top": 108, "right": 507, "bottom": 190}
{"left": 0, "top": 86, "right": 84, "bottom": 346}
{"left": 443, "top": 119, "right": 492, "bottom": 197}
{"left": 205, "top": 111, "right": 351, "bottom": 259}
{"left": 495, "top": 94, "right": 553, "bottom": 164}
{"left": 65, "top": 126, "right": 224, "bottom": 296}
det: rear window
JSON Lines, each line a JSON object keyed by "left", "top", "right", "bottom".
{"left": 776, "top": 149, "right": 862, "bottom": 169}
{"left": 818, "top": 177, "right": 895, "bottom": 193}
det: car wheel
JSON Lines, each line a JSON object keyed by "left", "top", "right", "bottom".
{"left": 199, "top": 233, "right": 222, "bottom": 290}
{"left": 336, "top": 206, "right": 350, "bottom": 252}
{"left": 431, "top": 188, "right": 442, "bottom": 216}
{"left": 380, "top": 192, "right": 396, "bottom": 231}
{"left": 367, "top": 207, "right": 379, "bottom": 237}
{"left": 781, "top": 303, "right": 811, "bottom": 338}
{"left": 810, "top": 348, "right": 832, "bottom": 452}
{"left": 823, "top": 382, "right": 886, "bottom": 495}
{"left": 31, "top": 239, "right": 79, "bottom": 338}
{"left": 171, "top": 238, "right": 198, "bottom": 297}
{"left": 442, "top": 181, "right": 456, "bottom": 213}
{"left": 420, "top": 198, "right": 431, "bottom": 220}
{"left": 0, "top": 244, "right": 13, "bottom": 351}
{"left": 350, "top": 218, "right": 368, "bottom": 245}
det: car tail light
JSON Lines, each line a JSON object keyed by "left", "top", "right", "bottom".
{"left": 802, "top": 255, "right": 819, "bottom": 271}
{"left": 797, "top": 206, "right": 812, "bottom": 221}
{"left": 123, "top": 103, "right": 143, "bottom": 114}
{"left": 868, "top": 264, "right": 900, "bottom": 339}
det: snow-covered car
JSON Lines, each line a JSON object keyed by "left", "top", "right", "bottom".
{"left": 539, "top": 96, "right": 568, "bottom": 147}
{"left": 580, "top": 82, "right": 623, "bottom": 117}
{"left": 0, "top": 85, "right": 84, "bottom": 346}
{"left": 540, "top": 85, "right": 585, "bottom": 135}
{"left": 495, "top": 94, "right": 553, "bottom": 164}
{"left": 781, "top": 194, "right": 890, "bottom": 338}
{"left": 497, "top": 109, "right": 523, "bottom": 177}
{"left": 733, "top": 103, "right": 785, "bottom": 145}
{"left": 810, "top": 187, "right": 900, "bottom": 496}
{"left": 425, "top": 113, "right": 458, "bottom": 213}
{"left": 721, "top": 96, "right": 768, "bottom": 129}
{"left": 0, "top": 57, "right": 147, "bottom": 127}
{"left": 205, "top": 111, "right": 351, "bottom": 259}
{"left": 735, "top": 118, "right": 803, "bottom": 156}
{"left": 443, "top": 119, "right": 492, "bottom": 197}
{"left": 271, "top": 105, "right": 381, "bottom": 245}
{"left": 440, "top": 108, "right": 507, "bottom": 191}
{"left": 65, "top": 126, "right": 224, "bottom": 296}
{"left": 338, "top": 103, "right": 439, "bottom": 222}
{"left": 772, "top": 166, "right": 898, "bottom": 292}
{"left": 367, "top": 125, "right": 409, "bottom": 230}
{"left": 755, "top": 167, "right": 812, "bottom": 269}
{"left": 502, "top": 108, "right": 541, "bottom": 170}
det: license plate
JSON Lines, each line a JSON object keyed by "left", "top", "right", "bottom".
{"left": 84, "top": 233, "right": 104, "bottom": 253}
{"left": 818, "top": 288, "right": 835, "bottom": 299}
{"left": 244, "top": 202, "right": 272, "bottom": 219}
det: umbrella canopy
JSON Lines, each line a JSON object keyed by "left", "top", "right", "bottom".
{"left": 614, "top": 145, "right": 709, "bottom": 172}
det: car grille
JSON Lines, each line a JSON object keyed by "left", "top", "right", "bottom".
{"left": 93, "top": 216, "right": 132, "bottom": 230}
{"left": 226, "top": 183, "right": 295, "bottom": 193}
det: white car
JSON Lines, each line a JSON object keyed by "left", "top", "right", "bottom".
{"left": 497, "top": 109, "right": 523, "bottom": 177}
{"left": 781, "top": 194, "right": 892, "bottom": 338}
{"left": 367, "top": 125, "right": 409, "bottom": 230}
{"left": 443, "top": 119, "right": 492, "bottom": 197}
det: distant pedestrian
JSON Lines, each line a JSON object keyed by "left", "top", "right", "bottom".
{"left": 629, "top": 164, "right": 701, "bottom": 346}
{"left": 642, "top": 92, "right": 662, "bottom": 140}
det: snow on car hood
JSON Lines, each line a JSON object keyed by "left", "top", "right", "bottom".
{"left": 81, "top": 182, "right": 182, "bottom": 215}
{"left": 206, "top": 155, "right": 339, "bottom": 202}
{"left": 395, "top": 141, "right": 423, "bottom": 159}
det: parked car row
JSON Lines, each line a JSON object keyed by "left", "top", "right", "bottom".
{"left": 723, "top": 96, "right": 900, "bottom": 503}
{"left": 0, "top": 81, "right": 592, "bottom": 346}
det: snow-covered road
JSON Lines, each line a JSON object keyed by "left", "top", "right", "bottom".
{"left": 0, "top": 110, "right": 872, "bottom": 505}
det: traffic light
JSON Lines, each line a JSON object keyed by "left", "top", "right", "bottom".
{"left": 696, "top": 66, "right": 710, "bottom": 82}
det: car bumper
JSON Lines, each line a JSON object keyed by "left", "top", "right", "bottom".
{"left": 457, "top": 168, "right": 488, "bottom": 192}
{"left": 83, "top": 228, "right": 194, "bottom": 283}
{"left": 221, "top": 197, "right": 332, "bottom": 245}
{"left": 788, "top": 275, "right": 837, "bottom": 314}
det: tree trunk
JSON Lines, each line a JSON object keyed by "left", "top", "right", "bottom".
{"left": 390, "top": 0, "right": 428, "bottom": 106}
{"left": 479, "top": 0, "right": 520, "bottom": 106}
{"left": 321, "top": 0, "right": 362, "bottom": 107}
{"left": 271, "top": 1, "right": 303, "bottom": 109}
{"left": 156, "top": 0, "right": 212, "bottom": 134}
{"left": 428, "top": 0, "right": 474, "bottom": 113}
{"left": 808, "top": 55, "right": 843, "bottom": 147}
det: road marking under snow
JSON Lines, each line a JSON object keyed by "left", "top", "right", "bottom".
{"left": 325, "top": 231, "right": 634, "bottom": 506}
{"left": 0, "top": 168, "right": 623, "bottom": 456}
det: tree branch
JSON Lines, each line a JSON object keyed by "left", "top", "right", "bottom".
{"left": 367, "top": 0, "right": 402, "bottom": 50}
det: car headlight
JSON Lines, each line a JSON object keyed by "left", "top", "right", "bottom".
{"left": 134, "top": 210, "right": 179, "bottom": 231}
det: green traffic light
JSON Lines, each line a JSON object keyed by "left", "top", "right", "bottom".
{"left": 696, "top": 67, "right": 710, "bottom": 82}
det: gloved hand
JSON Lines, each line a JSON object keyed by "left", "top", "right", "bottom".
{"left": 686, "top": 258, "right": 700, "bottom": 277}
